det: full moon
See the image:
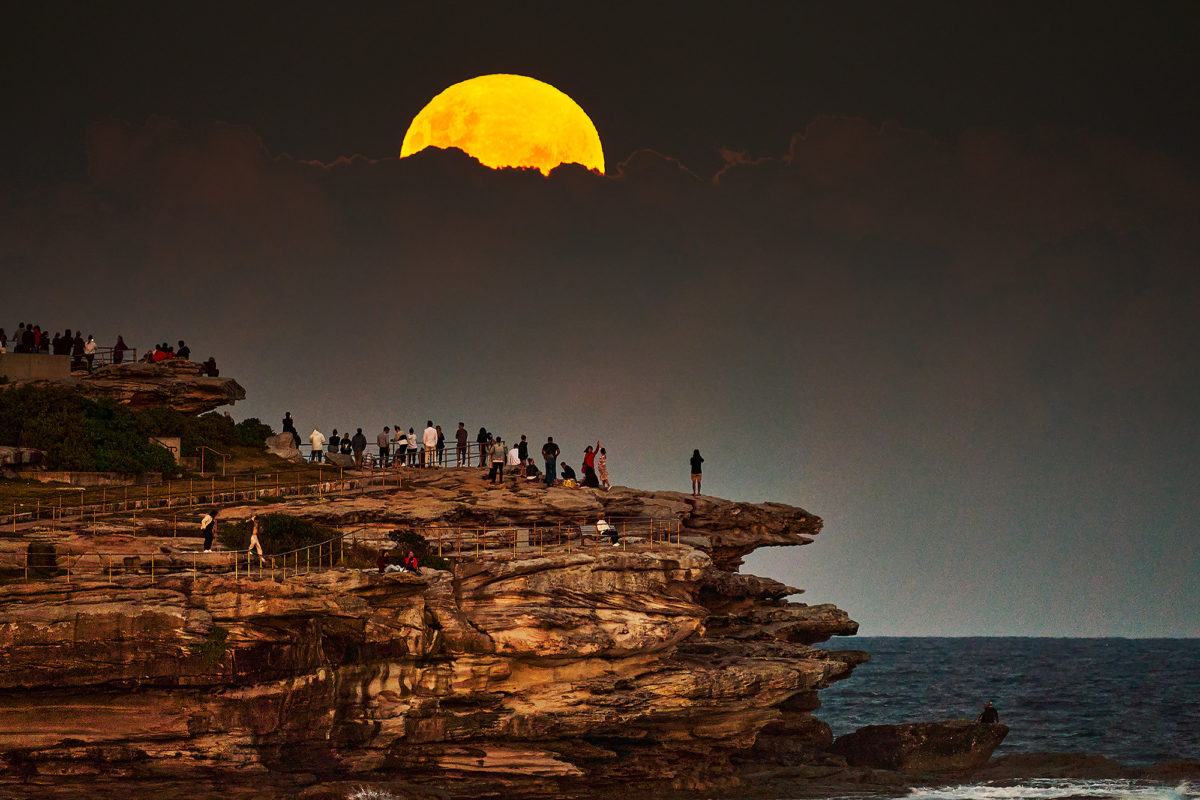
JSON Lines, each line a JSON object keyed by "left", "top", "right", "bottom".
{"left": 400, "top": 74, "right": 605, "bottom": 176}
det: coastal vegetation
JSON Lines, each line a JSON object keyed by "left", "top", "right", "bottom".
{"left": 215, "top": 512, "right": 340, "bottom": 555}
{"left": 0, "top": 384, "right": 273, "bottom": 473}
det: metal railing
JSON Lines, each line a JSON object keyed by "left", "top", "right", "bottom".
{"left": 8, "top": 533, "right": 355, "bottom": 584}
{"left": 1, "top": 517, "right": 684, "bottom": 584}
{"left": 305, "top": 440, "right": 494, "bottom": 468}
{"left": 2, "top": 467, "right": 396, "bottom": 531}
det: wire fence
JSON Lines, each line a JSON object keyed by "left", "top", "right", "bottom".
{"left": 304, "top": 440, "right": 544, "bottom": 470}
{"left": 1, "top": 517, "right": 684, "bottom": 585}
{"left": 2, "top": 467, "right": 396, "bottom": 530}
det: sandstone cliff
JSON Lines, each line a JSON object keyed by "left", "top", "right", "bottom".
{"left": 0, "top": 471, "right": 863, "bottom": 799}
{"left": 9, "top": 359, "right": 246, "bottom": 414}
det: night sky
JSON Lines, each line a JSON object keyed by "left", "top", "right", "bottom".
{"left": 3, "top": 2, "right": 1198, "bottom": 636}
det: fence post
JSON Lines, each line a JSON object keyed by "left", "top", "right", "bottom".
{"left": 11, "top": 504, "right": 15, "bottom": 534}
{"left": 66, "top": 554, "right": 70, "bottom": 583}
{"left": 210, "top": 477, "right": 215, "bottom": 502}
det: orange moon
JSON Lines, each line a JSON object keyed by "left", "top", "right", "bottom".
{"left": 400, "top": 74, "right": 605, "bottom": 176}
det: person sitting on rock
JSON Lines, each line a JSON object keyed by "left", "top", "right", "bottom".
{"left": 177, "top": 340, "right": 190, "bottom": 360}
{"left": 402, "top": 550, "right": 420, "bottom": 573}
{"left": 976, "top": 701, "right": 999, "bottom": 724}
{"left": 560, "top": 463, "right": 577, "bottom": 482}
{"left": 596, "top": 513, "right": 618, "bottom": 546}
{"left": 377, "top": 550, "right": 403, "bottom": 573}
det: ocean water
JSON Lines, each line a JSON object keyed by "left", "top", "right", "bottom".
{"left": 802, "top": 637, "right": 1200, "bottom": 800}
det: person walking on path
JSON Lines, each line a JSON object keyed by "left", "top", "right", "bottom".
{"left": 200, "top": 509, "right": 217, "bottom": 552}
{"left": 542, "top": 436, "right": 559, "bottom": 487}
{"left": 309, "top": 428, "right": 326, "bottom": 463}
{"left": 423, "top": 421, "right": 438, "bottom": 468}
{"left": 455, "top": 422, "right": 468, "bottom": 466}
{"left": 248, "top": 516, "right": 264, "bottom": 560}
{"left": 597, "top": 445, "right": 610, "bottom": 490}
{"left": 377, "top": 427, "right": 391, "bottom": 467}
{"left": 351, "top": 428, "right": 368, "bottom": 470}
{"left": 690, "top": 449, "right": 704, "bottom": 496}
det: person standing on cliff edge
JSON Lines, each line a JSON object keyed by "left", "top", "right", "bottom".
{"left": 542, "top": 436, "right": 560, "bottom": 487}
{"left": 690, "top": 449, "right": 704, "bottom": 496}
{"left": 352, "top": 428, "right": 368, "bottom": 470}
{"left": 976, "top": 701, "right": 1000, "bottom": 723}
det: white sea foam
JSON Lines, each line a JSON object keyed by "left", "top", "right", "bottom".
{"left": 901, "top": 778, "right": 1199, "bottom": 800}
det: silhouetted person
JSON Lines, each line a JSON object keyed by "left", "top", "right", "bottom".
{"left": 542, "top": 436, "right": 559, "bottom": 487}
{"left": 112, "top": 335, "right": 127, "bottom": 364}
{"left": 200, "top": 509, "right": 217, "bottom": 552}
{"left": 690, "top": 449, "right": 704, "bottom": 496}
{"left": 177, "top": 340, "right": 190, "bottom": 360}
{"left": 377, "top": 426, "right": 391, "bottom": 467}
{"left": 560, "top": 462, "right": 576, "bottom": 482}
{"left": 456, "top": 422, "right": 468, "bottom": 466}
{"left": 351, "top": 428, "right": 368, "bottom": 469}
{"left": 282, "top": 412, "right": 300, "bottom": 448}
{"left": 977, "top": 701, "right": 999, "bottom": 724}
{"left": 476, "top": 426, "right": 488, "bottom": 467}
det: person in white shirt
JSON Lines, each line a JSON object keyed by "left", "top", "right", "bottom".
{"left": 84, "top": 335, "right": 97, "bottom": 372}
{"left": 422, "top": 421, "right": 438, "bottom": 468}
{"left": 506, "top": 445, "right": 521, "bottom": 467}
{"left": 309, "top": 429, "right": 326, "bottom": 463}
{"left": 596, "top": 513, "right": 618, "bottom": 546}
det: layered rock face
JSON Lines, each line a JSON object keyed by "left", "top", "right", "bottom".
{"left": 0, "top": 475, "right": 862, "bottom": 799}
{"left": 9, "top": 359, "right": 246, "bottom": 414}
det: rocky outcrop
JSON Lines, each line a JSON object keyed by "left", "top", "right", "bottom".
{"left": 829, "top": 720, "right": 1009, "bottom": 772}
{"left": 10, "top": 359, "right": 246, "bottom": 414}
{"left": 265, "top": 432, "right": 304, "bottom": 462}
{"left": 0, "top": 477, "right": 862, "bottom": 799}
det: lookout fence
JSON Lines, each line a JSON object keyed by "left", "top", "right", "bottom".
{"left": 3, "top": 517, "right": 683, "bottom": 585}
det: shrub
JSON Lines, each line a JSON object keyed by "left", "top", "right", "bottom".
{"left": 387, "top": 529, "right": 449, "bottom": 570}
{"left": 235, "top": 417, "right": 274, "bottom": 449}
{"left": 192, "top": 626, "right": 229, "bottom": 667}
{"left": 0, "top": 385, "right": 176, "bottom": 473}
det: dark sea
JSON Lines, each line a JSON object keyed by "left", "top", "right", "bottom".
{"left": 796, "top": 637, "right": 1200, "bottom": 800}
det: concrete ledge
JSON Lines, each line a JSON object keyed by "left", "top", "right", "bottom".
{"left": 0, "top": 353, "right": 71, "bottom": 380}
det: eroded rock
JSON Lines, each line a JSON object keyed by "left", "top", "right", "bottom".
{"left": 829, "top": 720, "right": 1009, "bottom": 772}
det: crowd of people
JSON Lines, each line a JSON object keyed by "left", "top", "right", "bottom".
{"left": 1, "top": 323, "right": 218, "bottom": 375}
{"left": 292, "top": 414, "right": 632, "bottom": 491}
